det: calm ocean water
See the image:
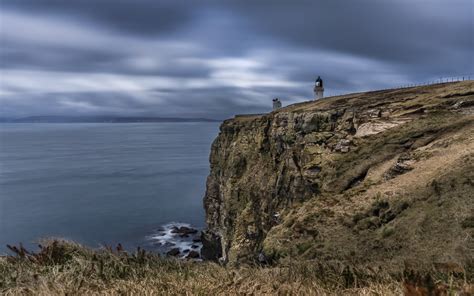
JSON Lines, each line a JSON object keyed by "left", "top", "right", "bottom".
{"left": 0, "top": 122, "right": 220, "bottom": 254}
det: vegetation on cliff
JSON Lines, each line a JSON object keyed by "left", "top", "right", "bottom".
{"left": 202, "top": 81, "right": 474, "bottom": 274}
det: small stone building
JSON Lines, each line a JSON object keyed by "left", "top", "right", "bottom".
{"left": 272, "top": 98, "right": 282, "bottom": 110}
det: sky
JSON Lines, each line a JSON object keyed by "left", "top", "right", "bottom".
{"left": 0, "top": 0, "right": 473, "bottom": 119}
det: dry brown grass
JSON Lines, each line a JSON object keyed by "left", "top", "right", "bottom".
{"left": 0, "top": 239, "right": 409, "bottom": 295}
{"left": 2, "top": 240, "right": 472, "bottom": 295}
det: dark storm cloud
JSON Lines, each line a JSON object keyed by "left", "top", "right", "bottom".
{"left": 0, "top": 0, "right": 472, "bottom": 118}
{"left": 1, "top": 0, "right": 193, "bottom": 36}
{"left": 224, "top": 1, "right": 473, "bottom": 64}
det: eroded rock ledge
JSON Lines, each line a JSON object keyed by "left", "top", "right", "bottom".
{"left": 201, "top": 82, "right": 474, "bottom": 271}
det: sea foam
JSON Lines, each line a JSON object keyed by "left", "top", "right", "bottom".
{"left": 147, "top": 222, "right": 202, "bottom": 259}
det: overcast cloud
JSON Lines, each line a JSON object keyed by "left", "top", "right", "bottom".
{"left": 0, "top": 0, "right": 472, "bottom": 119}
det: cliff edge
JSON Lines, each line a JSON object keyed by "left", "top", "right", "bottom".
{"left": 202, "top": 81, "right": 474, "bottom": 273}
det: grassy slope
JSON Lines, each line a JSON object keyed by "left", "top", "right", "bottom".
{"left": 0, "top": 240, "right": 406, "bottom": 295}
{"left": 212, "top": 82, "right": 474, "bottom": 269}
{"left": 261, "top": 82, "right": 474, "bottom": 275}
{"left": 263, "top": 111, "right": 474, "bottom": 269}
{"left": 2, "top": 240, "right": 473, "bottom": 295}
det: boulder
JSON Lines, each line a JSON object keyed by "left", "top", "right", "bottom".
{"left": 166, "top": 248, "right": 180, "bottom": 257}
{"left": 171, "top": 226, "right": 198, "bottom": 236}
{"left": 186, "top": 250, "right": 200, "bottom": 259}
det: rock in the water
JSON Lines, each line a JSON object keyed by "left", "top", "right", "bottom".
{"left": 166, "top": 248, "right": 180, "bottom": 257}
{"left": 171, "top": 226, "right": 198, "bottom": 236}
{"left": 186, "top": 250, "right": 200, "bottom": 259}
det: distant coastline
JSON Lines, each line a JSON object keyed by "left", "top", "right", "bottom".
{"left": 0, "top": 116, "right": 222, "bottom": 123}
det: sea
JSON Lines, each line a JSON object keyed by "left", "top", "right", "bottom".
{"left": 0, "top": 122, "right": 220, "bottom": 256}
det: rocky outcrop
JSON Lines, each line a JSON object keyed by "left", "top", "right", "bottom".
{"left": 202, "top": 81, "right": 474, "bottom": 270}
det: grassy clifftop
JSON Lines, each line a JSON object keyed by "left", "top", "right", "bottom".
{"left": 202, "top": 81, "right": 474, "bottom": 270}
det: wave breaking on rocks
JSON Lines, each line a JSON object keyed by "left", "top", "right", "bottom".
{"left": 147, "top": 222, "right": 202, "bottom": 259}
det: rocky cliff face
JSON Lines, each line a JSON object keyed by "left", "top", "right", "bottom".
{"left": 202, "top": 81, "right": 474, "bottom": 271}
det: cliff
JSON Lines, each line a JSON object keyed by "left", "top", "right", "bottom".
{"left": 202, "top": 81, "right": 474, "bottom": 272}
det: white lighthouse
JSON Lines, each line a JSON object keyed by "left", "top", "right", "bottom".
{"left": 314, "top": 76, "right": 324, "bottom": 100}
